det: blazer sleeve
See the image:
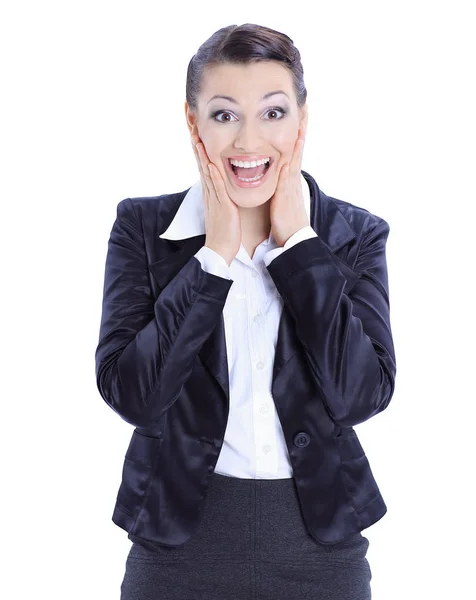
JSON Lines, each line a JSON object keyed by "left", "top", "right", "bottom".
{"left": 95, "top": 198, "right": 233, "bottom": 428}
{"left": 266, "top": 217, "right": 396, "bottom": 427}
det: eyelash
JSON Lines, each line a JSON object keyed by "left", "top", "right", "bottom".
{"left": 211, "top": 107, "right": 288, "bottom": 123}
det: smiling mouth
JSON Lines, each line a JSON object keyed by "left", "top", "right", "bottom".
{"left": 228, "top": 158, "right": 272, "bottom": 182}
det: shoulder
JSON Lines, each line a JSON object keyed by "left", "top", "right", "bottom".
{"left": 320, "top": 187, "right": 389, "bottom": 235}
{"left": 115, "top": 187, "right": 190, "bottom": 232}
{"left": 303, "top": 170, "right": 389, "bottom": 239}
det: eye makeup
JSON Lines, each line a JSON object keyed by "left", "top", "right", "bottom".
{"left": 209, "top": 106, "right": 288, "bottom": 123}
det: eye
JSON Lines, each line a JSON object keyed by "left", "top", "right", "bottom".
{"left": 263, "top": 107, "right": 287, "bottom": 120}
{"left": 212, "top": 111, "right": 238, "bottom": 123}
{"left": 211, "top": 106, "right": 288, "bottom": 123}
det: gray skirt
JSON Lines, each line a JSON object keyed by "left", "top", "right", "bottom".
{"left": 120, "top": 471, "right": 372, "bottom": 599}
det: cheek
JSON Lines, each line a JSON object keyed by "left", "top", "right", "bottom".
{"left": 199, "top": 131, "right": 226, "bottom": 167}
{"left": 269, "top": 125, "right": 299, "bottom": 162}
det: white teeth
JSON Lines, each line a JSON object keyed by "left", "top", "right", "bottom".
{"left": 237, "top": 172, "right": 265, "bottom": 182}
{"left": 229, "top": 157, "right": 270, "bottom": 168}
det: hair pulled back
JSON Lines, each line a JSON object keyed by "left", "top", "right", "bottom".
{"left": 186, "top": 23, "right": 307, "bottom": 111}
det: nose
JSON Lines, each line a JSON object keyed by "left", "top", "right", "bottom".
{"left": 233, "top": 120, "right": 264, "bottom": 152}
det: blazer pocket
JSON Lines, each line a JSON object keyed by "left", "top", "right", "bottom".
{"left": 335, "top": 428, "right": 380, "bottom": 511}
{"left": 335, "top": 428, "right": 365, "bottom": 461}
{"left": 116, "top": 430, "right": 163, "bottom": 518}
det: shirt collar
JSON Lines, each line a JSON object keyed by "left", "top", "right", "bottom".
{"left": 159, "top": 173, "right": 311, "bottom": 244}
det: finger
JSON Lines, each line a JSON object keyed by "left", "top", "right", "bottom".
{"left": 290, "top": 135, "right": 305, "bottom": 178}
{"left": 190, "top": 129, "right": 206, "bottom": 168}
{"left": 196, "top": 143, "right": 213, "bottom": 183}
{"left": 290, "top": 132, "right": 304, "bottom": 175}
{"left": 275, "top": 162, "right": 290, "bottom": 196}
{"left": 190, "top": 124, "right": 199, "bottom": 145}
{"left": 191, "top": 136, "right": 202, "bottom": 172}
{"left": 191, "top": 132, "right": 205, "bottom": 163}
{"left": 190, "top": 136, "right": 215, "bottom": 215}
{"left": 208, "top": 162, "right": 228, "bottom": 206}
{"left": 196, "top": 143, "right": 215, "bottom": 203}
{"left": 290, "top": 120, "right": 307, "bottom": 176}
{"left": 196, "top": 141, "right": 212, "bottom": 173}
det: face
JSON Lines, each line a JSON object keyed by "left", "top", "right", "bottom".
{"left": 185, "top": 61, "right": 307, "bottom": 207}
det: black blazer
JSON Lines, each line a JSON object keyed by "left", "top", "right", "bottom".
{"left": 95, "top": 170, "right": 396, "bottom": 547}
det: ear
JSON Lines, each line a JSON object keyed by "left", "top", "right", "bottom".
{"left": 185, "top": 102, "right": 198, "bottom": 135}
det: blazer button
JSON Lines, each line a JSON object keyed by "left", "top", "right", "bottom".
{"left": 293, "top": 432, "right": 310, "bottom": 447}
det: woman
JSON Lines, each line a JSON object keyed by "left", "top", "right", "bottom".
{"left": 95, "top": 23, "right": 396, "bottom": 599}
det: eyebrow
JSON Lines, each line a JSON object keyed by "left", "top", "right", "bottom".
{"left": 207, "top": 90, "right": 290, "bottom": 105}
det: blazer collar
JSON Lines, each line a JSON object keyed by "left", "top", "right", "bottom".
{"left": 159, "top": 173, "right": 311, "bottom": 243}
{"left": 155, "top": 171, "right": 356, "bottom": 257}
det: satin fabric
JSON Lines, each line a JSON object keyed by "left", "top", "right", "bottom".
{"left": 158, "top": 174, "right": 315, "bottom": 479}
{"left": 95, "top": 170, "right": 396, "bottom": 547}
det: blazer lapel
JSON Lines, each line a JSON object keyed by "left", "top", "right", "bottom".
{"left": 147, "top": 170, "right": 358, "bottom": 402}
{"left": 271, "top": 171, "right": 358, "bottom": 384}
{"left": 148, "top": 233, "right": 230, "bottom": 399}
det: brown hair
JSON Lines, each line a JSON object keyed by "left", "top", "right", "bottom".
{"left": 186, "top": 23, "right": 307, "bottom": 111}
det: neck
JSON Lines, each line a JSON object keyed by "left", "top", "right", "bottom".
{"left": 239, "top": 199, "right": 272, "bottom": 245}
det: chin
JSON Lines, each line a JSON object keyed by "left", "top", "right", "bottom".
{"left": 229, "top": 191, "right": 273, "bottom": 208}
{"left": 225, "top": 179, "right": 277, "bottom": 207}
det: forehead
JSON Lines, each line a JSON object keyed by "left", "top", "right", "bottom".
{"left": 200, "top": 61, "right": 295, "bottom": 104}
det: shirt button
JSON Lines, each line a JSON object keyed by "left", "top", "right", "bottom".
{"left": 256, "top": 361, "right": 264, "bottom": 370}
{"left": 259, "top": 404, "right": 269, "bottom": 414}
{"left": 253, "top": 314, "right": 262, "bottom": 323}
{"left": 251, "top": 270, "right": 258, "bottom": 278}
{"left": 262, "top": 444, "right": 272, "bottom": 454}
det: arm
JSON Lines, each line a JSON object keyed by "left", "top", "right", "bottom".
{"left": 95, "top": 198, "right": 233, "bottom": 428}
{"left": 265, "top": 217, "right": 396, "bottom": 427}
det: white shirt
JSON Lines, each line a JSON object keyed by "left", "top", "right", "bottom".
{"left": 159, "top": 175, "right": 318, "bottom": 478}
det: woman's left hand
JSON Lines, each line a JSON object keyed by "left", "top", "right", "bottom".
{"left": 269, "top": 126, "right": 309, "bottom": 248}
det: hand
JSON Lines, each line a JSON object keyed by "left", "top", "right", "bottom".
{"left": 190, "top": 127, "right": 242, "bottom": 266}
{"left": 269, "top": 125, "right": 309, "bottom": 248}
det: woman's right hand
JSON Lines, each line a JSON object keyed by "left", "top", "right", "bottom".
{"left": 191, "top": 128, "right": 242, "bottom": 266}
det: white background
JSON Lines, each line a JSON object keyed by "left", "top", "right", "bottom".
{"left": 1, "top": 1, "right": 475, "bottom": 598}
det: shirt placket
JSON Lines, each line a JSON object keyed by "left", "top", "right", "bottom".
{"left": 246, "top": 261, "right": 278, "bottom": 476}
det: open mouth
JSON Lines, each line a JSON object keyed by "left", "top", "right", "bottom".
{"left": 226, "top": 157, "right": 273, "bottom": 187}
